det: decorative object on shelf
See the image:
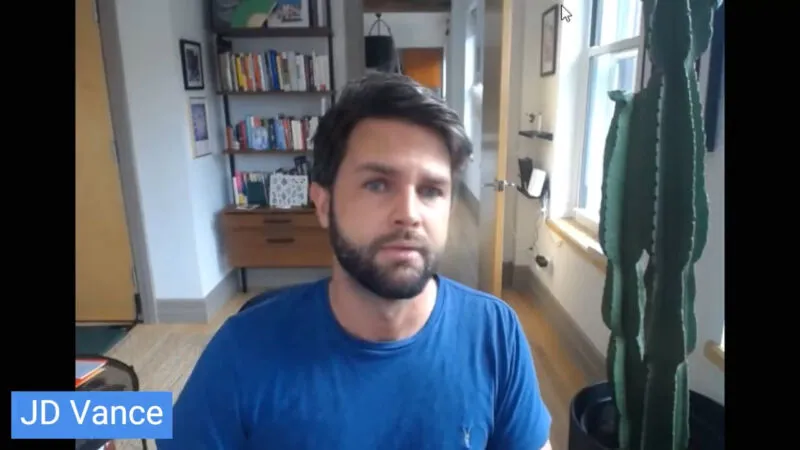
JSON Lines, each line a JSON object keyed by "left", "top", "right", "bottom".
{"left": 211, "top": 0, "right": 277, "bottom": 29}
{"left": 188, "top": 96, "right": 212, "bottom": 158}
{"left": 266, "top": 0, "right": 310, "bottom": 28}
{"left": 269, "top": 173, "right": 309, "bottom": 208}
{"left": 540, "top": 5, "right": 558, "bottom": 77}
{"left": 211, "top": 0, "right": 325, "bottom": 30}
{"left": 567, "top": 0, "right": 725, "bottom": 449}
{"left": 179, "top": 39, "right": 205, "bottom": 90}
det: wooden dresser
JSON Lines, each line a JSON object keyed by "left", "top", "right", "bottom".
{"left": 220, "top": 206, "right": 333, "bottom": 269}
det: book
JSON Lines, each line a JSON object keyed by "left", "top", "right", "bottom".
{"left": 75, "top": 359, "right": 107, "bottom": 388}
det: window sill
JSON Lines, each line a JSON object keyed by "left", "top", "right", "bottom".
{"left": 704, "top": 340, "right": 725, "bottom": 372}
{"left": 547, "top": 220, "right": 723, "bottom": 372}
{"left": 545, "top": 218, "right": 606, "bottom": 272}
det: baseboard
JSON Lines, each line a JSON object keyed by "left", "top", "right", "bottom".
{"left": 205, "top": 270, "right": 239, "bottom": 319}
{"left": 512, "top": 265, "right": 606, "bottom": 382}
{"left": 155, "top": 270, "right": 238, "bottom": 324}
{"left": 458, "top": 180, "right": 480, "bottom": 222}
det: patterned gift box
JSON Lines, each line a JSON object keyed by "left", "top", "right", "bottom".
{"left": 269, "top": 174, "right": 309, "bottom": 209}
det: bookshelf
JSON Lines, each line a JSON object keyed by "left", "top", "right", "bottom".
{"left": 213, "top": 1, "right": 336, "bottom": 292}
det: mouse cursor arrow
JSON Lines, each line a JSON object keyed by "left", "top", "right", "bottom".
{"left": 560, "top": 5, "right": 572, "bottom": 22}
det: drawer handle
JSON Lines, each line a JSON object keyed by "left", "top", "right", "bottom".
{"left": 266, "top": 237, "right": 295, "bottom": 244}
{"left": 263, "top": 218, "right": 291, "bottom": 224}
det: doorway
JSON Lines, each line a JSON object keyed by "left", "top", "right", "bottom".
{"left": 400, "top": 48, "right": 445, "bottom": 96}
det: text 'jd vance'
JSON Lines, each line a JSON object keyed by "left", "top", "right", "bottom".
{"left": 20, "top": 400, "right": 165, "bottom": 426}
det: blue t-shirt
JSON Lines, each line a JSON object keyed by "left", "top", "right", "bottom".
{"left": 156, "top": 276, "right": 551, "bottom": 450}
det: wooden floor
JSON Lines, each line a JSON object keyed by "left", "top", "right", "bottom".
{"left": 108, "top": 288, "right": 588, "bottom": 450}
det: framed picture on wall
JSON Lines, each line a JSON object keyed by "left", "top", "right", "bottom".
{"left": 179, "top": 39, "right": 205, "bottom": 90}
{"left": 189, "top": 97, "right": 211, "bottom": 158}
{"left": 540, "top": 5, "right": 559, "bottom": 77}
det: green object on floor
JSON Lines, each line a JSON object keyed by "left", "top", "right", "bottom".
{"left": 75, "top": 326, "right": 129, "bottom": 355}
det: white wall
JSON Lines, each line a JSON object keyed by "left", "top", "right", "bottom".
{"left": 511, "top": 0, "right": 725, "bottom": 405}
{"left": 111, "top": 0, "right": 215, "bottom": 302}
{"left": 363, "top": 12, "right": 449, "bottom": 48}
{"left": 171, "top": 0, "right": 232, "bottom": 297}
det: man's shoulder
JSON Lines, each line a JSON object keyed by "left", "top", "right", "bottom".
{"left": 439, "top": 276, "right": 522, "bottom": 330}
{"left": 226, "top": 279, "right": 328, "bottom": 335}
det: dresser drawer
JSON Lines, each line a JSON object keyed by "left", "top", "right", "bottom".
{"left": 221, "top": 212, "right": 321, "bottom": 231}
{"left": 224, "top": 228, "right": 333, "bottom": 268}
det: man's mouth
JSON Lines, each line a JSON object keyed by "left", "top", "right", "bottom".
{"left": 381, "top": 242, "right": 423, "bottom": 252}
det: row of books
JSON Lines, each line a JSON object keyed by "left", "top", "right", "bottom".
{"left": 216, "top": 49, "right": 331, "bottom": 93}
{"left": 225, "top": 115, "right": 321, "bottom": 151}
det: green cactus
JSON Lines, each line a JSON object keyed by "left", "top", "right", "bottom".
{"left": 597, "top": 0, "right": 720, "bottom": 449}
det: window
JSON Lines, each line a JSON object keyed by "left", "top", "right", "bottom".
{"left": 575, "top": 0, "right": 643, "bottom": 230}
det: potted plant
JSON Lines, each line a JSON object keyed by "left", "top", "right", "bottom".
{"left": 567, "top": 0, "right": 725, "bottom": 449}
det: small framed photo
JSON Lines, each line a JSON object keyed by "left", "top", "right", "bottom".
{"left": 189, "top": 97, "right": 211, "bottom": 158}
{"left": 179, "top": 39, "right": 204, "bottom": 90}
{"left": 266, "top": 0, "right": 310, "bottom": 28}
{"left": 540, "top": 5, "right": 559, "bottom": 77}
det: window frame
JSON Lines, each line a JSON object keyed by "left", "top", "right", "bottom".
{"left": 463, "top": 2, "right": 483, "bottom": 141}
{"left": 570, "top": 0, "right": 647, "bottom": 234}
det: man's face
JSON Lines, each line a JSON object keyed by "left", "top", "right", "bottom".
{"left": 311, "top": 118, "right": 453, "bottom": 300}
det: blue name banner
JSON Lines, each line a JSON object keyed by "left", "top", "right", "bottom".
{"left": 11, "top": 391, "right": 173, "bottom": 440}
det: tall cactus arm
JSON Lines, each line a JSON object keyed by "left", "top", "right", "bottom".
{"left": 599, "top": 84, "right": 659, "bottom": 450}
{"left": 639, "top": 0, "right": 716, "bottom": 448}
{"left": 599, "top": 91, "right": 641, "bottom": 450}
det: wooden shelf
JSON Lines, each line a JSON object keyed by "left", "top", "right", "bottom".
{"left": 223, "top": 149, "right": 312, "bottom": 155}
{"left": 519, "top": 130, "right": 554, "bottom": 141}
{"left": 215, "top": 27, "right": 332, "bottom": 38}
{"left": 223, "top": 205, "right": 315, "bottom": 214}
{"left": 217, "top": 89, "right": 333, "bottom": 96}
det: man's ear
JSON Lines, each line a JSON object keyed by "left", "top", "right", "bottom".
{"left": 309, "top": 182, "right": 330, "bottom": 229}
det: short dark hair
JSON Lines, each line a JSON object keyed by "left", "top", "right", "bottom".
{"left": 310, "top": 73, "right": 472, "bottom": 189}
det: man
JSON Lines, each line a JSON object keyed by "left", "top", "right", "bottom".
{"left": 157, "top": 73, "right": 552, "bottom": 450}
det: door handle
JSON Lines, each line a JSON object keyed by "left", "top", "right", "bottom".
{"left": 483, "top": 179, "right": 517, "bottom": 192}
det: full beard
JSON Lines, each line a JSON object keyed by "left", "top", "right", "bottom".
{"left": 328, "top": 207, "right": 439, "bottom": 300}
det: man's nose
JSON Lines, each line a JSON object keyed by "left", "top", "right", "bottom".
{"left": 391, "top": 186, "right": 422, "bottom": 228}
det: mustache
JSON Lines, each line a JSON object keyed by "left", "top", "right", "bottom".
{"left": 372, "top": 229, "right": 428, "bottom": 249}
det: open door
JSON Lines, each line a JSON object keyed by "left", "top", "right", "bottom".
{"left": 76, "top": 0, "right": 137, "bottom": 323}
{"left": 476, "top": 0, "right": 514, "bottom": 297}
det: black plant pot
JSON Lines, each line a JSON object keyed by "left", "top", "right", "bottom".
{"left": 568, "top": 381, "right": 724, "bottom": 450}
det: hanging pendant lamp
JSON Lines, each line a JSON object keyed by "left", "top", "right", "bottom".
{"left": 365, "top": 14, "right": 402, "bottom": 74}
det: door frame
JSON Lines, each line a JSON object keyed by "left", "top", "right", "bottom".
{"left": 93, "top": 0, "right": 158, "bottom": 324}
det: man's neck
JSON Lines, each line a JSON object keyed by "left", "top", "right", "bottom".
{"left": 328, "top": 269, "right": 438, "bottom": 342}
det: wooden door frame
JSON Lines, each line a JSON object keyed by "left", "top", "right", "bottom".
{"left": 93, "top": 0, "right": 157, "bottom": 324}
